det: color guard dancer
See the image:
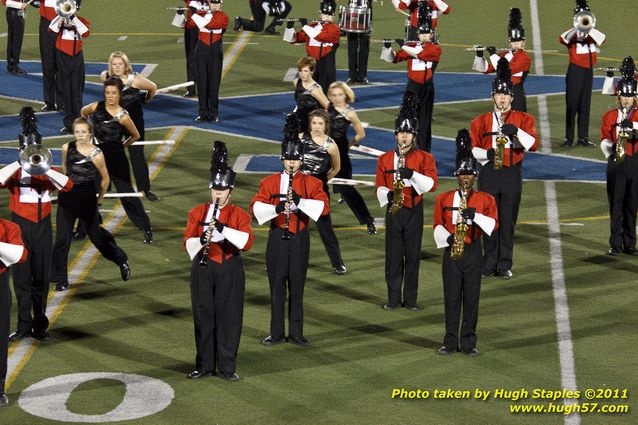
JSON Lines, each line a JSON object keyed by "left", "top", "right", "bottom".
{"left": 433, "top": 129, "right": 497, "bottom": 356}
{"left": 184, "top": 142, "right": 254, "bottom": 381}
{"left": 376, "top": 94, "right": 438, "bottom": 311}
{"left": 251, "top": 115, "right": 329, "bottom": 347}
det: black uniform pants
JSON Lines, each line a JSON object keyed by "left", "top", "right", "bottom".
{"left": 347, "top": 32, "right": 370, "bottom": 82}
{"left": 0, "top": 271, "right": 10, "bottom": 385}
{"left": 512, "top": 83, "right": 527, "bottom": 112}
{"left": 11, "top": 213, "right": 51, "bottom": 335}
{"left": 241, "top": 0, "right": 291, "bottom": 32}
{"left": 606, "top": 154, "right": 638, "bottom": 250}
{"left": 184, "top": 26, "right": 198, "bottom": 93}
{"left": 384, "top": 202, "right": 424, "bottom": 305}
{"left": 334, "top": 184, "right": 374, "bottom": 225}
{"left": 442, "top": 239, "right": 482, "bottom": 351}
{"left": 565, "top": 63, "right": 593, "bottom": 142}
{"left": 316, "top": 184, "right": 344, "bottom": 267}
{"left": 190, "top": 254, "right": 245, "bottom": 374}
{"left": 39, "top": 17, "right": 63, "bottom": 108}
{"left": 51, "top": 204, "right": 128, "bottom": 283}
{"left": 315, "top": 50, "right": 337, "bottom": 95}
{"left": 405, "top": 79, "right": 434, "bottom": 152}
{"left": 478, "top": 162, "right": 522, "bottom": 274}
{"left": 195, "top": 41, "right": 223, "bottom": 119}
{"left": 128, "top": 117, "right": 151, "bottom": 193}
{"left": 266, "top": 226, "right": 309, "bottom": 337}
{"left": 5, "top": 8, "right": 24, "bottom": 70}
{"left": 56, "top": 50, "right": 85, "bottom": 130}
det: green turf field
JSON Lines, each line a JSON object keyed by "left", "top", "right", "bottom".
{"left": 1, "top": 1, "right": 637, "bottom": 424}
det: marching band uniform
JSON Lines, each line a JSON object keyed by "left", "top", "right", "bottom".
{"left": 39, "top": 0, "right": 63, "bottom": 111}
{"left": 559, "top": 0, "right": 605, "bottom": 147}
{"left": 0, "top": 108, "right": 73, "bottom": 341}
{"left": 0, "top": 218, "right": 27, "bottom": 407}
{"left": 184, "top": 142, "right": 253, "bottom": 381}
{"left": 192, "top": 0, "right": 228, "bottom": 122}
{"left": 433, "top": 129, "right": 498, "bottom": 356}
{"left": 234, "top": 0, "right": 292, "bottom": 34}
{"left": 392, "top": 0, "right": 450, "bottom": 41}
{"left": 49, "top": 9, "right": 90, "bottom": 133}
{"left": 381, "top": 8, "right": 440, "bottom": 152}
{"left": 473, "top": 8, "right": 530, "bottom": 112}
{"left": 599, "top": 66, "right": 638, "bottom": 256}
{"left": 251, "top": 117, "right": 329, "bottom": 346}
{"left": 346, "top": 0, "right": 372, "bottom": 84}
{"left": 376, "top": 96, "right": 438, "bottom": 310}
{"left": 470, "top": 58, "right": 539, "bottom": 279}
{"left": 183, "top": 1, "right": 208, "bottom": 97}
{"left": 3, "top": 0, "right": 30, "bottom": 75}
{"left": 283, "top": 0, "right": 340, "bottom": 93}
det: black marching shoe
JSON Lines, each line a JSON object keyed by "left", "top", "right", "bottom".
{"left": 194, "top": 115, "right": 208, "bottom": 123}
{"left": 382, "top": 303, "right": 399, "bottom": 310}
{"left": 120, "top": 261, "right": 131, "bottom": 281}
{"left": 261, "top": 335, "right": 285, "bottom": 346}
{"left": 361, "top": 77, "right": 369, "bottom": 84}
{"left": 182, "top": 90, "right": 196, "bottom": 98}
{"left": 186, "top": 370, "right": 213, "bottom": 379}
{"left": 41, "top": 104, "right": 56, "bottom": 112}
{"left": 334, "top": 264, "right": 347, "bottom": 275}
{"left": 144, "top": 229, "right": 154, "bottom": 244}
{"left": 577, "top": 137, "right": 595, "bottom": 148}
{"left": 32, "top": 329, "right": 50, "bottom": 341}
{"left": 264, "top": 26, "right": 279, "bottom": 35}
{"left": 217, "top": 371, "right": 240, "bottom": 381}
{"left": 54, "top": 281, "right": 69, "bottom": 292}
{"left": 209, "top": 114, "right": 219, "bottom": 123}
{"left": 608, "top": 247, "right": 622, "bottom": 256}
{"left": 287, "top": 335, "right": 311, "bottom": 346}
{"left": 0, "top": 393, "right": 7, "bottom": 407}
{"left": 144, "top": 190, "right": 160, "bottom": 202}
{"left": 367, "top": 222, "right": 377, "bottom": 235}
{"left": 498, "top": 269, "right": 513, "bottom": 279}
{"left": 561, "top": 139, "right": 573, "bottom": 148}
{"left": 403, "top": 302, "right": 421, "bottom": 311}
{"left": 8, "top": 330, "right": 29, "bottom": 342}
{"left": 622, "top": 247, "right": 638, "bottom": 256}
{"left": 72, "top": 231, "right": 86, "bottom": 241}
{"left": 437, "top": 346, "right": 457, "bottom": 355}
{"left": 233, "top": 16, "right": 242, "bottom": 32}
{"left": 462, "top": 348, "right": 481, "bottom": 356}
{"left": 8, "top": 67, "right": 27, "bottom": 76}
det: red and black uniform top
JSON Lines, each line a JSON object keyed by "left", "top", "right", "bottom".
{"left": 600, "top": 106, "right": 638, "bottom": 158}
{"left": 376, "top": 148, "right": 438, "bottom": 209}
{"left": 433, "top": 189, "right": 498, "bottom": 246}
{"left": 54, "top": 16, "right": 90, "bottom": 56}
{"left": 394, "top": 41, "right": 441, "bottom": 84}
{"left": 195, "top": 10, "right": 228, "bottom": 45}
{"left": 184, "top": 203, "right": 254, "bottom": 264}
{"left": 292, "top": 22, "right": 340, "bottom": 60}
{"left": 559, "top": 31, "right": 605, "bottom": 69}
{"left": 398, "top": 0, "right": 451, "bottom": 29}
{"left": 470, "top": 109, "right": 539, "bottom": 168}
{"left": 185, "top": 0, "right": 207, "bottom": 30}
{"left": 0, "top": 168, "right": 73, "bottom": 223}
{"left": 0, "top": 218, "right": 28, "bottom": 274}
{"left": 39, "top": 0, "right": 56, "bottom": 21}
{"left": 483, "top": 50, "right": 531, "bottom": 86}
{"left": 250, "top": 171, "right": 329, "bottom": 234}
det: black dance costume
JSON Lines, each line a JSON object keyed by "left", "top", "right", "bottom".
{"left": 294, "top": 79, "right": 322, "bottom": 134}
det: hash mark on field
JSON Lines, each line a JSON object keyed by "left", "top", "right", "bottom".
{"left": 283, "top": 67, "right": 297, "bottom": 82}
{"left": 117, "top": 36, "right": 128, "bottom": 41}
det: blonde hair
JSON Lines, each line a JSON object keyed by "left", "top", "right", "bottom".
{"left": 328, "top": 81, "right": 355, "bottom": 104}
{"left": 297, "top": 56, "right": 317, "bottom": 72}
{"left": 107, "top": 51, "right": 133, "bottom": 76}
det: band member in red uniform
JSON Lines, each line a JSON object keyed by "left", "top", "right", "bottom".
{"left": 376, "top": 94, "right": 438, "bottom": 311}
{"left": 184, "top": 142, "right": 254, "bottom": 382}
{"left": 251, "top": 115, "right": 329, "bottom": 347}
{"left": 599, "top": 60, "right": 638, "bottom": 256}
{"left": 49, "top": 0, "right": 89, "bottom": 134}
{"left": 345, "top": 0, "right": 372, "bottom": 85}
{"left": 433, "top": 129, "right": 498, "bottom": 356}
{"left": 171, "top": 1, "right": 208, "bottom": 98}
{"left": 283, "top": 0, "right": 340, "bottom": 93}
{"left": 0, "top": 108, "right": 73, "bottom": 342}
{"left": 392, "top": 0, "right": 450, "bottom": 41}
{"left": 381, "top": 5, "right": 441, "bottom": 152}
{"left": 560, "top": 0, "right": 605, "bottom": 148}
{"left": 39, "top": 0, "right": 63, "bottom": 111}
{"left": 234, "top": 0, "right": 292, "bottom": 35}
{"left": 473, "top": 8, "right": 531, "bottom": 112}
{"left": 192, "top": 0, "right": 228, "bottom": 122}
{"left": 0, "top": 217, "right": 27, "bottom": 407}
{"left": 470, "top": 58, "right": 539, "bottom": 279}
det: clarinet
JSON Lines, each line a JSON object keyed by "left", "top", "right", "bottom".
{"left": 281, "top": 170, "right": 294, "bottom": 240}
{"left": 199, "top": 200, "right": 220, "bottom": 267}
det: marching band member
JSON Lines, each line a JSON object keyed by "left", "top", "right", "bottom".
{"left": 433, "top": 129, "right": 498, "bottom": 356}
{"left": 81, "top": 78, "right": 154, "bottom": 244}
{"left": 171, "top": 1, "right": 208, "bottom": 98}
{"left": 473, "top": 8, "right": 531, "bottom": 112}
{"left": 0, "top": 107, "right": 73, "bottom": 341}
{"left": 283, "top": 0, "right": 340, "bottom": 93}
{"left": 250, "top": 115, "right": 329, "bottom": 347}
{"left": 39, "top": 0, "right": 63, "bottom": 111}
{"left": 234, "top": 0, "right": 292, "bottom": 35}
{"left": 346, "top": 0, "right": 372, "bottom": 84}
{"left": 559, "top": 0, "right": 605, "bottom": 148}
{"left": 50, "top": 118, "right": 130, "bottom": 292}
{"left": 599, "top": 59, "right": 638, "bottom": 256}
{"left": 101, "top": 51, "right": 160, "bottom": 202}
{"left": 3, "top": 0, "right": 31, "bottom": 75}
{"left": 376, "top": 94, "right": 438, "bottom": 311}
{"left": 293, "top": 56, "right": 330, "bottom": 136}
{"left": 470, "top": 58, "right": 539, "bottom": 279}
{"left": 49, "top": 0, "right": 89, "bottom": 134}
{"left": 301, "top": 109, "right": 346, "bottom": 274}
{"left": 184, "top": 142, "right": 254, "bottom": 381}
{"left": 192, "top": 0, "right": 228, "bottom": 122}
{"left": 0, "top": 217, "right": 27, "bottom": 407}
{"left": 327, "top": 81, "right": 376, "bottom": 235}
{"left": 392, "top": 0, "right": 450, "bottom": 41}
{"left": 381, "top": 5, "right": 441, "bottom": 152}
{"left": 601, "top": 57, "right": 638, "bottom": 96}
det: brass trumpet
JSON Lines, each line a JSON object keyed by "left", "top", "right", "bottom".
{"left": 55, "top": 0, "right": 77, "bottom": 19}
{"left": 574, "top": 10, "right": 596, "bottom": 34}
{"left": 20, "top": 144, "right": 52, "bottom": 176}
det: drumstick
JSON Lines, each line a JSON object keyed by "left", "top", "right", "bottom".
{"left": 156, "top": 81, "right": 195, "bottom": 94}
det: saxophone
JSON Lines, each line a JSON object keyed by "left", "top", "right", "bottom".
{"left": 450, "top": 189, "right": 469, "bottom": 260}
{"left": 615, "top": 107, "right": 628, "bottom": 163}
{"left": 390, "top": 151, "right": 405, "bottom": 215}
{"left": 494, "top": 105, "right": 508, "bottom": 170}
{"left": 281, "top": 170, "right": 294, "bottom": 240}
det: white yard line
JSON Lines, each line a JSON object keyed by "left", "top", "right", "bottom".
{"left": 530, "top": 1, "right": 580, "bottom": 423}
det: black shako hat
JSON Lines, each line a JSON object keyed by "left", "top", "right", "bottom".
{"left": 508, "top": 8, "right": 525, "bottom": 41}
{"left": 281, "top": 114, "right": 304, "bottom": 160}
{"left": 492, "top": 57, "right": 513, "bottom": 96}
{"left": 209, "top": 141, "right": 236, "bottom": 189}
{"left": 395, "top": 91, "right": 419, "bottom": 135}
{"left": 455, "top": 129, "right": 478, "bottom": 176}
{"left": 18, "top": 107, "right": 42, "bottom": 150}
